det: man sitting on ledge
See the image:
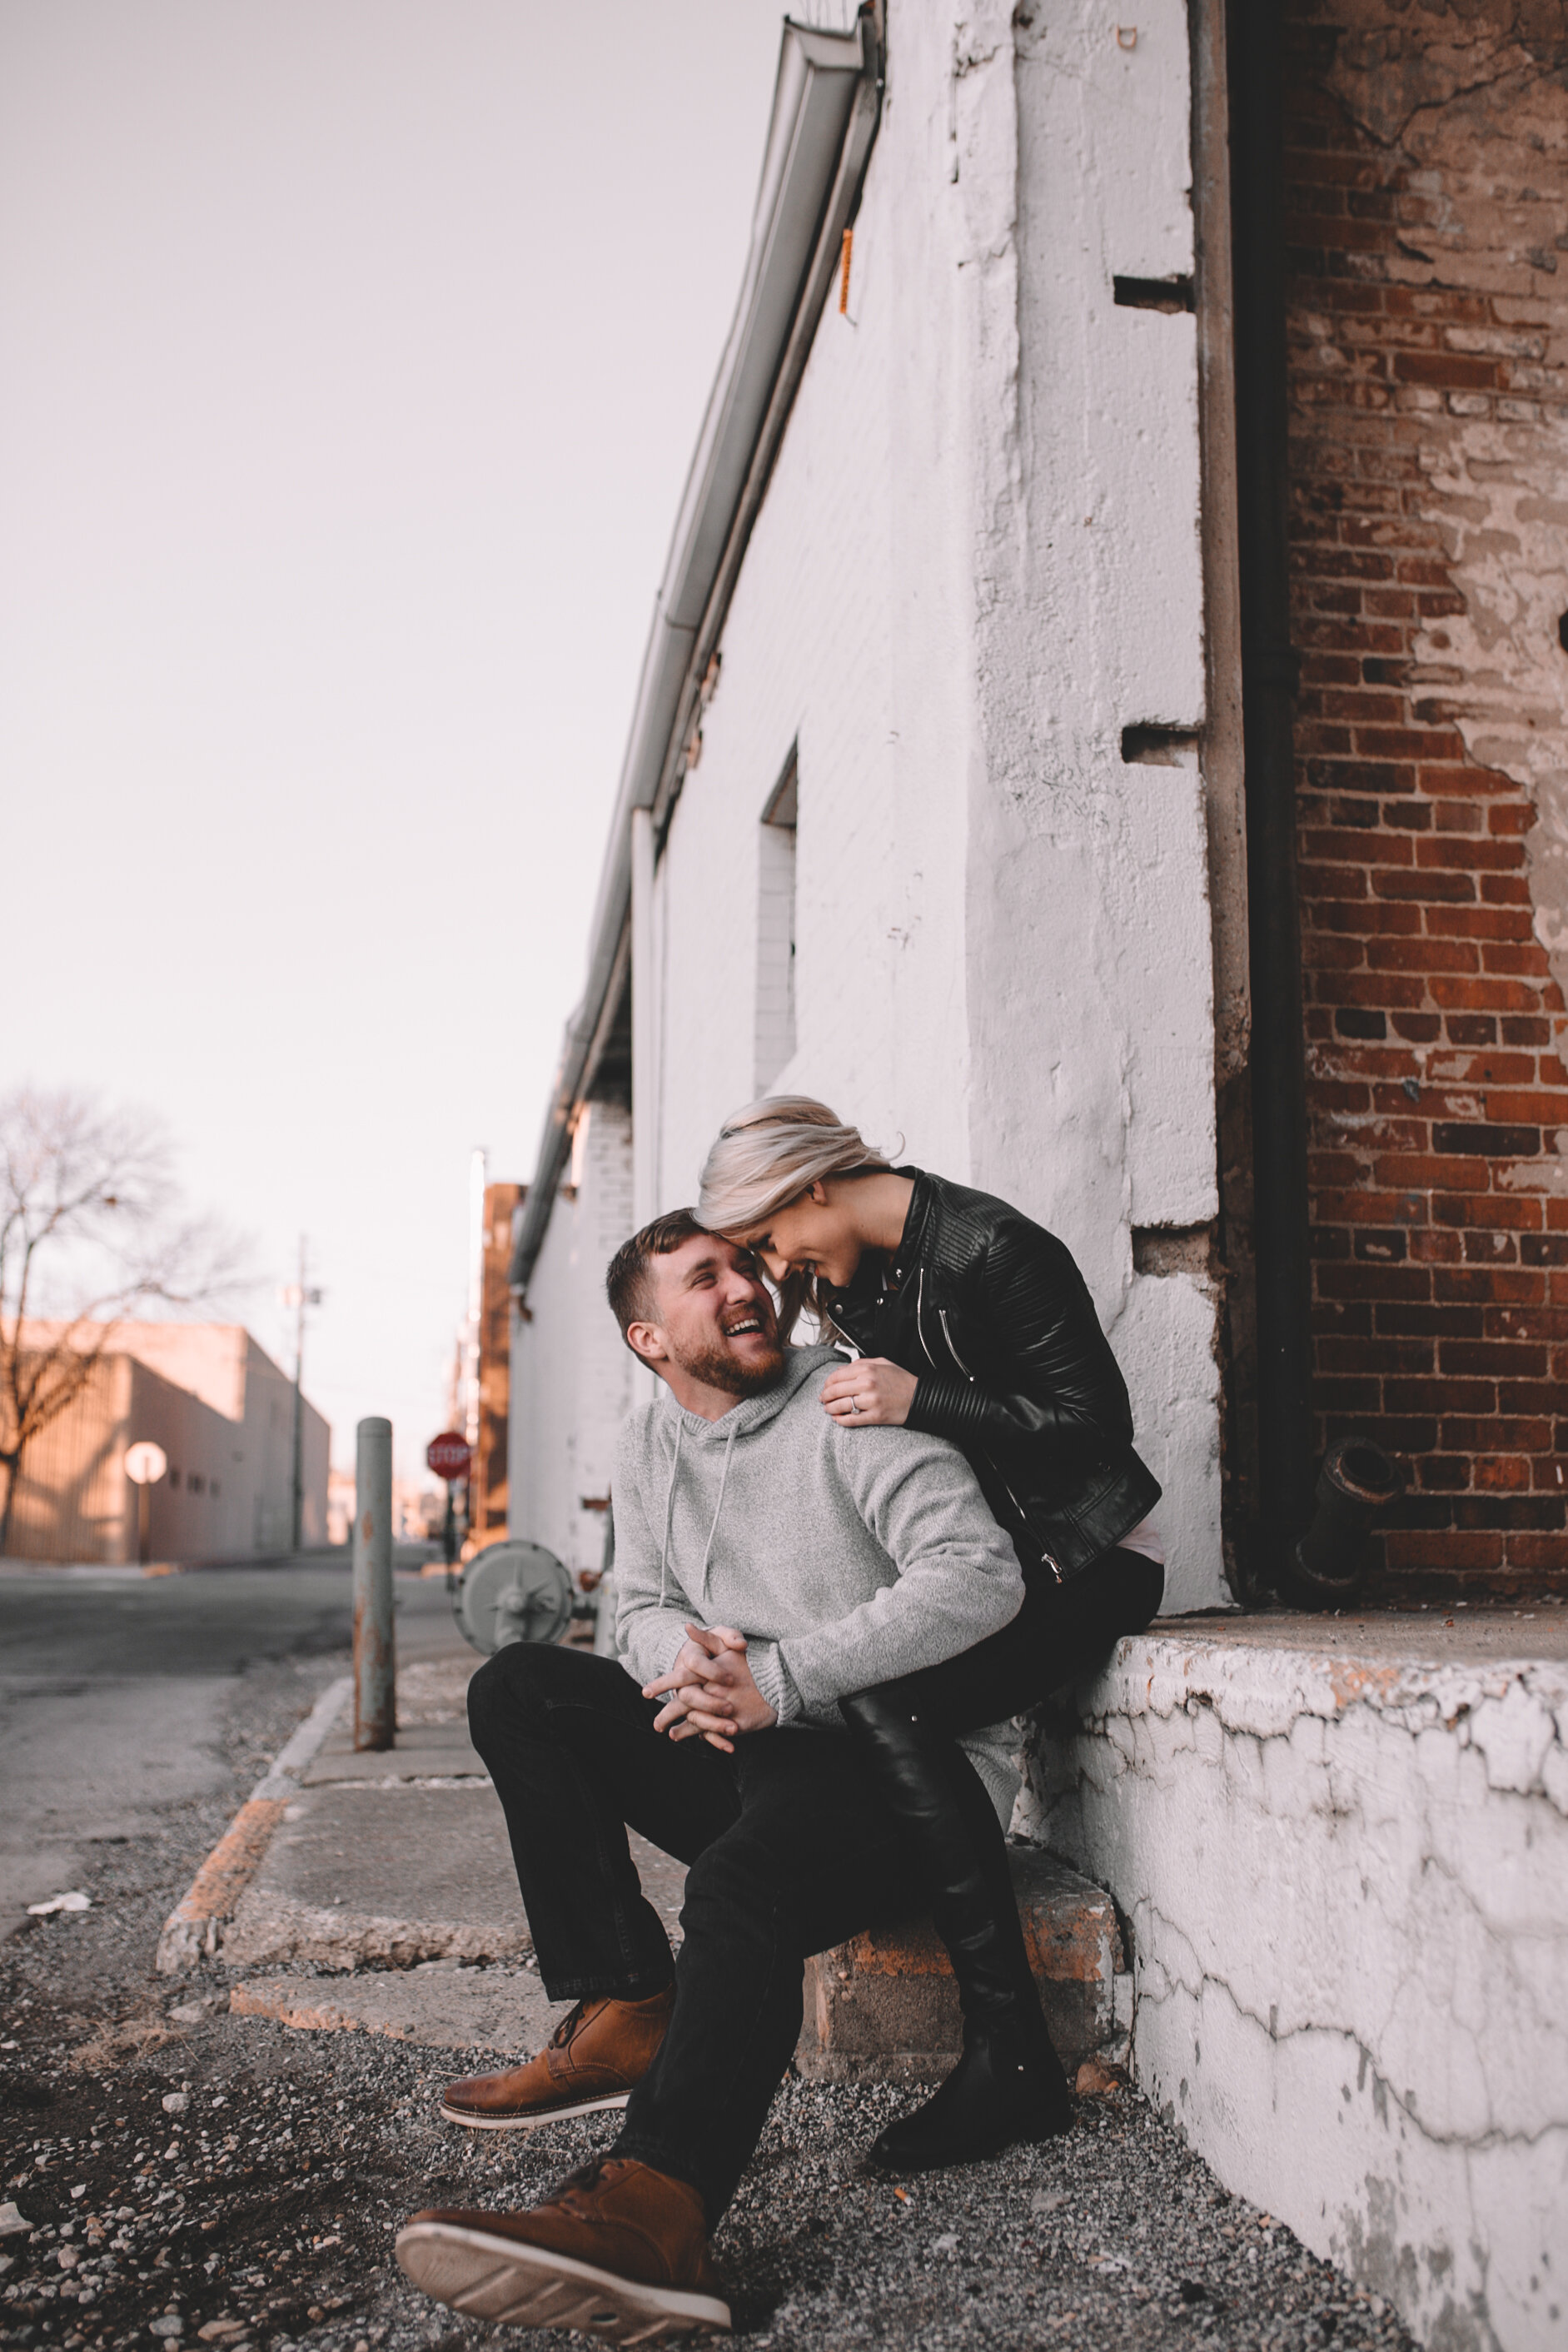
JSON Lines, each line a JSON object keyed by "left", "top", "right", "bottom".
{"left": 396, "top": 1208, "right": 1061, "bottom": 2340}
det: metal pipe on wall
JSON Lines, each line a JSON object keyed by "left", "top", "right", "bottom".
{"left": 630, "top": 806, "right": 658, "bottom": 1232}
{"left": 1228, "top": 0, "right": 1316, "bottom": 1573}
{"left": 353, "top": 1415, "right": 395, "bottom": 1751}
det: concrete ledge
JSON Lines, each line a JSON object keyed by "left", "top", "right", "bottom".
{"left": 1025, "top": 1614, "right": 1568, "bottom": 2352}
{"left": 231, "top": 1961, "right": 570, "bottom": 2053}
{"left": 223, "top": 1781, "right": 529, "bottom": 1971}
{"left": 796, "top": 1848, "right": 1129, "bottom": 2085}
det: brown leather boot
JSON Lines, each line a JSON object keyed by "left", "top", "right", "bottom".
{"left": 440, "top": 1986, "right": 674, "bottom": 2130}
{"left": 396, "top": 2156, "right": 730, "bottom": 2340}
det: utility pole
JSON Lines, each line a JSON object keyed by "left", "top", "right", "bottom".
{"left": 463, "top": 1149, "right": 485, "bottom": 1552}
{"left": 281, "top": 1238, "right": 324, "bottom": 1554}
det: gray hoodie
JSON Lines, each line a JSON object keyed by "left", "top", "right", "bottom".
{"left": 613, "top": 1344, "right": 1026, "bottom": 1822}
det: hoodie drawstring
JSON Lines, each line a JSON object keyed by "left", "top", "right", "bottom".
{"left": 659, "top": 1415, "right": 739, "bottom": 1610}
{"left": 697, "top": 1425, "right": 738, "bottom": 1603}
{"left": 658, "top": 1418, "right": 684, "bottom": 1613}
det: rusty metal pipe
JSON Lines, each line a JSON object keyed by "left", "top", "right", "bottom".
{"left": 353, "top": 1416, "right": 395, "bottom": 1752}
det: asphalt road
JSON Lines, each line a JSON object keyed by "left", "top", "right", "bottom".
{"left": 0, "top": 1557, "right": 458, "bottom": 1938}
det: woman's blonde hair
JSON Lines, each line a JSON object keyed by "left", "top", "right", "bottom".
{"left": 696, "top": 1095, "right": 894, "bottom": 1339}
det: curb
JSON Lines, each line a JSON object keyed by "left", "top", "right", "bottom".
{"left": 155, "top": 1675, "right": 351, "bottom": 1975}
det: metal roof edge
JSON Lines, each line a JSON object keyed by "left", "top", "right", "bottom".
{"left": 510, "top": 8, "right": 881, "bottom": 1297}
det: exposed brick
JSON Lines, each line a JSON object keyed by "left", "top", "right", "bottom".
{"left": 1385, "top": 1378, "right": 1495, "bottom": 1416}
{"left": 1428, "top": 906, "right": 1536, "bottom": 941}
{"left": 1433, "top": 1267, "right": 1543, "bottom": 1307}
{"left": 1433, "top": 1193, "right": 1542, "bottom": 1232}
{"left": 1474, "top": 1456, "right": 1533, "bottom": 1492}
{"left": 1317, "top": 1261, "right": 1428, "bottom": 1301}
{"left": 1372, "top": 867, "right": 1475, "bottom": 902}
{"left": 1408, "top": 1228, "right": 1462, "bottom": 1263}
{"left": 1375, "top": 1303, "right": 1483, "bottom": 1338}
{"left": 1441, "top": 1341, "right": 1550, "bottom": 1378}
{"left": 1314, "top": 1188, "right": 1427, "bottom": 1224}
{"left": 1505, "top": 1533, "right": 1568, "bottom": 1571}
{"left": 1285, "top": 0, "right": 1568, "bottom": 1597}
{"left": 1431, "top": 1122, "right": 1541, "bottom": 1158}
{"left": 1418, "top": 1455, "right": 1471, "bottom": 1491}
{"left": 1383, "top": 1529, "right": 1503, "bottom": 1571}
{"left": 1441, "top": 1418, "right": 1552, "bottom": 1453}
{"left": 1462, "top": 1228, "right": 1518, "bottom": 1263}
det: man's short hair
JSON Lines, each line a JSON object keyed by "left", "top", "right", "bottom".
{"left": 605, "top": 1208, "right": 708, "bottom": 1340}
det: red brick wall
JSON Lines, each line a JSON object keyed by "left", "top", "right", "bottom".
{"left": 471, "top": 1180, "right": 524, "bottom": 1542}
{"left": 1283, "top": 1, "right": 1568, "bottom": 1594}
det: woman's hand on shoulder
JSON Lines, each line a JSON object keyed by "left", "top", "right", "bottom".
{"left": 820, "top": 1357, "right": 918, "bottom": 1428}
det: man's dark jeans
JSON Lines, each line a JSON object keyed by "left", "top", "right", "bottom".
{"left": 467, "top": 1554, "right": 1162, "bottom": 2226}
{"left": 467, "top": 1642, "right": 922, "bottom": 2226}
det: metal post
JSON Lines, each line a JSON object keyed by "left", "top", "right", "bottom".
{"left": 137, "top": 1482, "right": 151, "bottom": 1568}
{"left": 353, "top": 1416, "right": 395, "bottom": 1752}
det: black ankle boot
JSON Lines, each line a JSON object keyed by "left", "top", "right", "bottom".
{"left": 839, "top": 1683, "right": 1075, "bottom": 2170}
{"left": 869, "top": 2024, "right": 1073, "bottom": 2172}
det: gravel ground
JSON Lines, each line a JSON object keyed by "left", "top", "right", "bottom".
{"left": 2, "top": 1650, "right": 1419, "bottom": 2352}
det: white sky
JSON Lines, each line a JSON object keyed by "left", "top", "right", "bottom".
{"left": 0, "top": 0, "right": 790, "bottom": 1477}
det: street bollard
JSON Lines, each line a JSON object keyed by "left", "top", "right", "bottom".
{"left": 353, "top": 1416, "right": 395, "bottom": 1752}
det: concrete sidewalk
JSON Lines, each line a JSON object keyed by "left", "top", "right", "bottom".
{"left": 193, "top": 1603, "right": 691, "bottom": 2062}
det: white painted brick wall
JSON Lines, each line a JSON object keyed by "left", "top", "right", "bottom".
{"left": 509, "top": 1100, "right": 636, "bottom": 1576}
{"left": 636, "top": 2, "right": 1225, "bottom": 1608}
{"left": 1025, "top": 1631, "right": 1568, "bottom": 2352}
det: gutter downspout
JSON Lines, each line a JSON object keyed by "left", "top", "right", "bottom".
{"left": 1229, "top": 0, "right": 1315, "bottom": 1574}
{"left": 631, "top": 807, "right": 658, "bottom": 1229}
{"left": 508, "top": 9, "right": 883, "bottom": 1303}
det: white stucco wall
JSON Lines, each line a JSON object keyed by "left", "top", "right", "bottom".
{"left": 509, "top": 1101, "right": 636, "bottom": 1576}
{"left": 954, "top": 0, "right": 1220, "bottom": 1607}
{"left": 1025, "top": 1628, "right": 1568, "bottom": 2352}
{"left": 645, "top": 0, "right": 1226, "bottom": 1607}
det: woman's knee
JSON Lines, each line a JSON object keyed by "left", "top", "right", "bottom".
{"left": 1109, "top": 1548, "right": 1163, "bottom": 1633}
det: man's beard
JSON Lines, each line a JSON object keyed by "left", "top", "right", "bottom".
{"left": 677, "top": 1331, "right": 787, "bottom": 1398}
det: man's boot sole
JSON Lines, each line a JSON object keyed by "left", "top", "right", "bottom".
{"left": 396, "top": 2219, "right": 730, "bottom": 2341}
{"left": 439, "top": 2090, "right": 634, "bottom": 2132}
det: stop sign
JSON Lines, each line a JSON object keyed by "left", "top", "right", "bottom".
{"left": 426, "top": 1431, "right": 473, "bottom": 1482}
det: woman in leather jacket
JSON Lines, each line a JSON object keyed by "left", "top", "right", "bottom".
{"left": 695, "top": 1096, "right": 1164, "bottom": 2173}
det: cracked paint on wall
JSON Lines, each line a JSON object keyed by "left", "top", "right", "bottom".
{"left": 1024, "top": 1626, "right": 1568, "bottom": 2350}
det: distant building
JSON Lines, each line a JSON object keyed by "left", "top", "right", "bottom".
{"left": 326, "top": 1463, "right": 356, "bottom": 1549}
{"left": 5, "top": 1322, "right": 329, "bottom": 1566}
{"left": 326, "top": 1468, "right": 441, "bottom": 1550}
{"left": 468, "top": 1180, "right": 524, "bottom": 1547}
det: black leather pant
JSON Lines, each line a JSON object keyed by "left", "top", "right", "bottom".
{"left": 877, "top": 1544, "right": 1165, "bottom": 1734}
{"left": 837, "top": 1547, "right": 1163, "bottom": 2049}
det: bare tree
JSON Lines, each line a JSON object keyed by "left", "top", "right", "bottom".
{"left": 0, "top": 1087, "right": 250, "bottom": 1552}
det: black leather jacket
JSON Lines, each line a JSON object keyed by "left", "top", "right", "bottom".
{"left": 820, "top": 1169, "right": 1160, "bottom": 1583}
